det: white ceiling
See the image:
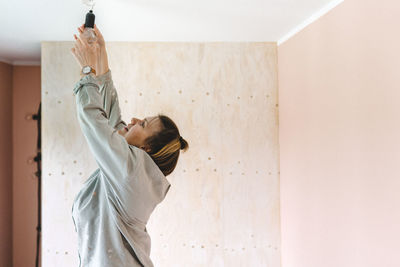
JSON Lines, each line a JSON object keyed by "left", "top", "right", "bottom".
{"left": 0, "top": 0, "right": 343, "bottom": 65}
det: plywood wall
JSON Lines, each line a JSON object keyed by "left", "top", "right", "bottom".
{"left": 41, "top": 42, "right": 281, "bottom": 267}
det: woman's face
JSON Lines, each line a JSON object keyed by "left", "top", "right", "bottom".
{"left": 117, "top": 116, "right": 162, "bottom": 152}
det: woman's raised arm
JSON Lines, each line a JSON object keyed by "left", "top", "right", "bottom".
{"left": 77, "top": 24, "right": 126, "bottom": 131}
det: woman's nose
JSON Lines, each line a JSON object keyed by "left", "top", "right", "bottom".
{"left": 131, "top": 118, "right": 141, "bottom": 125}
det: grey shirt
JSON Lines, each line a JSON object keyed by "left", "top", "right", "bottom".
{"left": 71, "top": 70, "right": 171, "bottom": 267}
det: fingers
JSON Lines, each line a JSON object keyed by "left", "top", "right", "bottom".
{"left": 72, "top": 43, "right": 81, "bottom": 59}
{"left": 71, "top": 47, "right": 78, "bottom": 59}
{"left": 74, "top": 32, "right": 99, "bottom": 55}
{"left": 70, "top": 47, "right": 81, "bottom": 65}
{"left": 79, "top": 33, "right": 89, "bottom": 47}
{"left": 78, "top": 31, "right": 86, "bottom": 44}
{"left": 73, "top": 35, "right": 80, "bottom": 50}
{"left": 73, "top": 34, "right": 84, "bottom": 50}
{"left": 94, "top": 24, "right": 103, "bottom": 38}
{"left": 75, "top": 33, "right": 88, "bottom": 48}
{"left": 77, "top": 25, "right": 84, "bottom": 34}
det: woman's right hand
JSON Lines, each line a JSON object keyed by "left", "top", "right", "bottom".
{"left": 78, "top": 24, "right": 105, "bottom": 47}
{"left": 78, "top": 24, "right": 109, "bottom": 76}
{"left": 93, "top": 24, "right": 105, "bottom": 47}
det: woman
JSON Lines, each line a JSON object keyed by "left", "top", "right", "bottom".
{"left": 70, "top": 24, "right": 188, "bottom": 267}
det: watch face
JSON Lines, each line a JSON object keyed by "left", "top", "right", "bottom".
{"left": 83, "top": 66, "right": 91, "bottom": 74}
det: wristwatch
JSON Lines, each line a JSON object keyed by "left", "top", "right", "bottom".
{"left": 82, "top": 66, "right": 96, "bottom": 75}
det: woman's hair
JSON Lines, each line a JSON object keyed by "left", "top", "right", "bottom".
{"left": 144, "top": 114, "right": 189, "bottom": 176}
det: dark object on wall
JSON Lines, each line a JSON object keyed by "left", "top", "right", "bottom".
{"left": 32, "top": 102, "right": 41, "bottom": 267}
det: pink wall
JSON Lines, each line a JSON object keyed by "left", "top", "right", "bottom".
{"left": 0, "top": 61, "right": 13, "bottom": 267}
{"left": 278, "top": 0, "right": 400, "bottom": 266}
{"left": 12, "top": 66, "right": 41, "bottom": 267}
{"left": 0, "top": 63, "right": 41, "bottom": 267}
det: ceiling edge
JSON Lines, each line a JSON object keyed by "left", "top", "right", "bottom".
{"left": 0, "top": 57, "right": 13, "bottom": 65}
{"left": 13, "top": 61, "right": 41, "bottom": 66}
{"left": 277, "top": 0, "right": 344, "bottom": 46}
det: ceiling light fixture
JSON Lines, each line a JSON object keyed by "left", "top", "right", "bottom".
{"left": 82, "top": 0, "right": 97, "bottom": 44}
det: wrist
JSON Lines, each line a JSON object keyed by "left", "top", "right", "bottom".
{"left": 97, "top": 68, "right": 110, "bottom": 76}
{"left": 98, "top": 63, "right": 109, "bottom": 76}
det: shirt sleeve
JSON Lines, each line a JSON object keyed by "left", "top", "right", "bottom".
{"left": 93, "top": 69, "right": 128, "bottom": 131}
{"left": 73, "top": 72, "right": 135, "bottom": 182}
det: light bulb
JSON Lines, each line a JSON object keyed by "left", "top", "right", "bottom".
{"left": 83, "top": 10, "right": 97, "bottom": 44}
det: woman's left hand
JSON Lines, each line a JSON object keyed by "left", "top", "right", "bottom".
{"left": 71, "top": 31, "right": 100, "bottom": 74}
